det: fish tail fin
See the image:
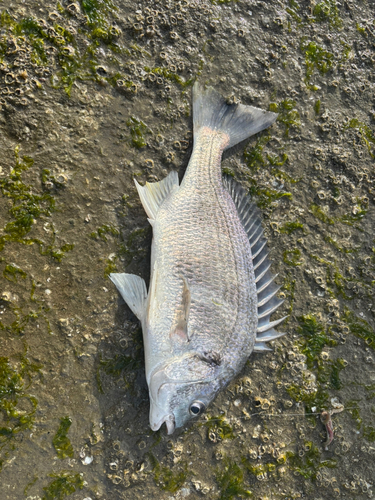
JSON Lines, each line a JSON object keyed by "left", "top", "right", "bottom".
{"left": 192, "top": 82, "right": 277, "bottom": 150}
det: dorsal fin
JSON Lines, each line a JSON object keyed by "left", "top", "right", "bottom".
{"left": 134, "top": 171, "right": 179, "bottom": 220}
{"left": 223, "top": 176, "right": 287, "bottom": 349}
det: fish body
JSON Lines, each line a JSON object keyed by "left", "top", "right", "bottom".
{"left": 110, "top": 83, "right": 286, "bottom": 434}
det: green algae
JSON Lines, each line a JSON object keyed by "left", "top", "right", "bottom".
{"left": 363, "top": 426, "right": 375, "bottom": 442}
{"left": 269, "top": 99, "right": 301, "bottom": 137}
{"left": 287, "top": 442, "right": 337, "bottom": 480}
{"left": 323, "top": 235, "right": 359, "bottom": 254}
{"left": 244, "top": 138, "right": 297, "bottom": 204}
{"left": 242, "top": 458, "right": 280, "bottom": 478}
{"left": 24, "top": 475, "right": 38, "bottom": 496}
{"left": 286, "top": 382, "right": 329, "bottom": 414}
{"left": 356, "top": 22, "right": 367, "bottom": 37}
{"left": 309, "top": 253, "right": 355, "bottom": 300}
{"left": 342, "top": 308, "right": 375, "bottom": 349}
{"left": 310, "top": 204, "right": 334, "bottom": 225}
{"left": 282, "top": 273, "right": 296, "bottom": 320}
{"left": 1, "top": 2, "right": 124, "bottom": 96}
{"left": 52, "top": 417, "right": 74, "bottom": 459}
{"left": 144, "top": 66, "right": 194, "bottom": 89}
{"left": 100, "top": 354, "right": 139, "bottom": 378}
{"left": 249, "top": 185, "right": 292, "bottom": 209}
{"left": 244, "top": 134, "right": 270, "bottom": 172}
{"left": 42, "top": 472, "right": 84, "bottom": 500}
{"left": 0, "top": 356, "right": 40, "bottom": 472}
{"left": 205, "top": 415, "right": 235, "bottom": 440}
{"left": 286, "top": 315, "right": 346, "bottom": 413}
{"left": 0, "top": 146, "right": 73, "bottom": 261}
{"left": 346, "top": 400, "right": 362, "bottom": 430}
{"left": 283, "top": 248, "right": 302, "bottom": 266}
{"left": 104, "top": 255, "right": 117, "bottom": 277}
{"left": 216, "top": 457, "right": 252, "bottom": 500}
{"left": 345, "top": 119, "right": 375, "bottom": 158}
{"left": 286, "top": 0, "right": 342, "bottom": 30}
{"left": 80, "top": 0, "right": 120, "bottom": 47}
{"left": 3, "top": 264, "right": 27, "bottom": 283}
{"left": 149, "top": 453, "right": 188, "bottom": 493}
{"left": 279, "top": 221, "right": 305, "bottom": 234}
{"left": 0, "top": 147, "right": 54, "bottom": 245}
{"left": 126, "top": 116, "right": 150, "bottom": 149}
{"left": 271, "top": 167, "right": 300, "bottom": 185}
{"left": 297, "top": 315, "right": 336, "bottom": 367}
{"left": 314, "top": 99, "right": 321, "bottom": 115}
{"left": 300, "top": 39, "right": 334, "bottom": 87}
{"left": 312, "top": 0, "right": 342, "bottom": 29}
{"left": 90, "top": 224, "right": 120, "bottom": 241}
{"left": 267, "top": 153, "right": 288, "bottom": 167}
{"left": 286, "top": 0, "right": 302, "bottom": 25}
{"left": 210, "top": 0, "right": 238, "bottom": 5}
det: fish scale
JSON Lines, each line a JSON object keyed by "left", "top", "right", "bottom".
{"left": 154, "top": 133, "right": 253, "bottom": 361}
{"left": 110, "top": 83, "right": 286, "bottom": 434}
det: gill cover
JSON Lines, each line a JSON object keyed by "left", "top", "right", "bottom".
{"left": 148, "top": 353, "right": 218, "bottom": 433}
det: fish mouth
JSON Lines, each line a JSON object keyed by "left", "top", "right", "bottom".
{"left": 151, "top": 414, "right": 176, "bottom": 435}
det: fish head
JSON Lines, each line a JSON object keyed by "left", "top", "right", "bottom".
{"left": 148, "top": 352, "right": 224, "bottom": 434}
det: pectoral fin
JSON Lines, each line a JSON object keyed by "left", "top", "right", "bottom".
{"left": 170, "top": 278, "right": 191, "bottom": 342}
{"left": 109, "top": 273, "right": 147, "bottom": 321}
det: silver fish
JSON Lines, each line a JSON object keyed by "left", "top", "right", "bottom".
{"left": 110, "top": 83, "right": 287, "bottom": 435}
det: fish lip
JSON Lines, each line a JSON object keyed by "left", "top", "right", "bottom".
{"left": 151, "top": 414, "right": 175, "bottom": 435}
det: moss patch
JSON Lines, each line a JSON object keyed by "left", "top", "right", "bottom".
{"left": 0, "top": 356, "right": 40, "bottom": 471}
{"left": 283, "top": 248, "right": 303, "bottom": 266}
{"left": 216, "top": 457, "right": 252, "bottom": 500}
{"left": 0, "top": 146, "right": 74, "bottom": 261}
{"left": 287, "top": 441, "right": 337, "bottom": 480}
{"left": 205, "top": 415, "right": 235, "bottom": 440}
{"left": 42, "top": 472, "right": 84, "bottom": 500}
{"left": 52, "top": 416, "right": 74, "bottom": 459}
{"left": 342, "top": 308, "right": 375, "bottom": 349}
{"left": 126, "top": 116, "right": 151, "bottom": 149}
{"left": 269, "top": 99, "right": 301, "bottom": 137}
{"left": 149, "top": 453, "right": 188, "bottom": 493}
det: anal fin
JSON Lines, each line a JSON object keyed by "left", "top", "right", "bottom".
{"left": 109, "top": 273, "right": 147, "bottom": 321}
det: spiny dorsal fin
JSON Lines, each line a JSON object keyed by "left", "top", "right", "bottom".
{"left": 223, "top": 176, "right": 287, "bottom": 349}
{"left": 109, "top": 273, "right": 147, "bottom": 320}
{"left": 134, "top": 171, "right": 179, "bottom": 220}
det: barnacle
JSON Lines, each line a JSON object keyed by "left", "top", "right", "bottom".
{"left": 146, "top": 25, "right": 155, "bottom": 37}
{"left": 66, "top": 3, "right": 80, "bottom": 15}
{"left": 96, "top": 65, "right": 108, "bottom": 76}
{"left": 4, "top": 73, "right": 15, "bottom": 84}
{"left": 60, "top": 45, "right": 75, "bottom": 57}
{"left": 132, "top": 22, "right": 143, "bottom": 32}
{"left": 165, "top": 151, "right": 175, "bottom": 162}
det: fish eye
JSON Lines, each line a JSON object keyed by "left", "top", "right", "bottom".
{"left": 189, "top": 400, "right": 205, "bottom": 416}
